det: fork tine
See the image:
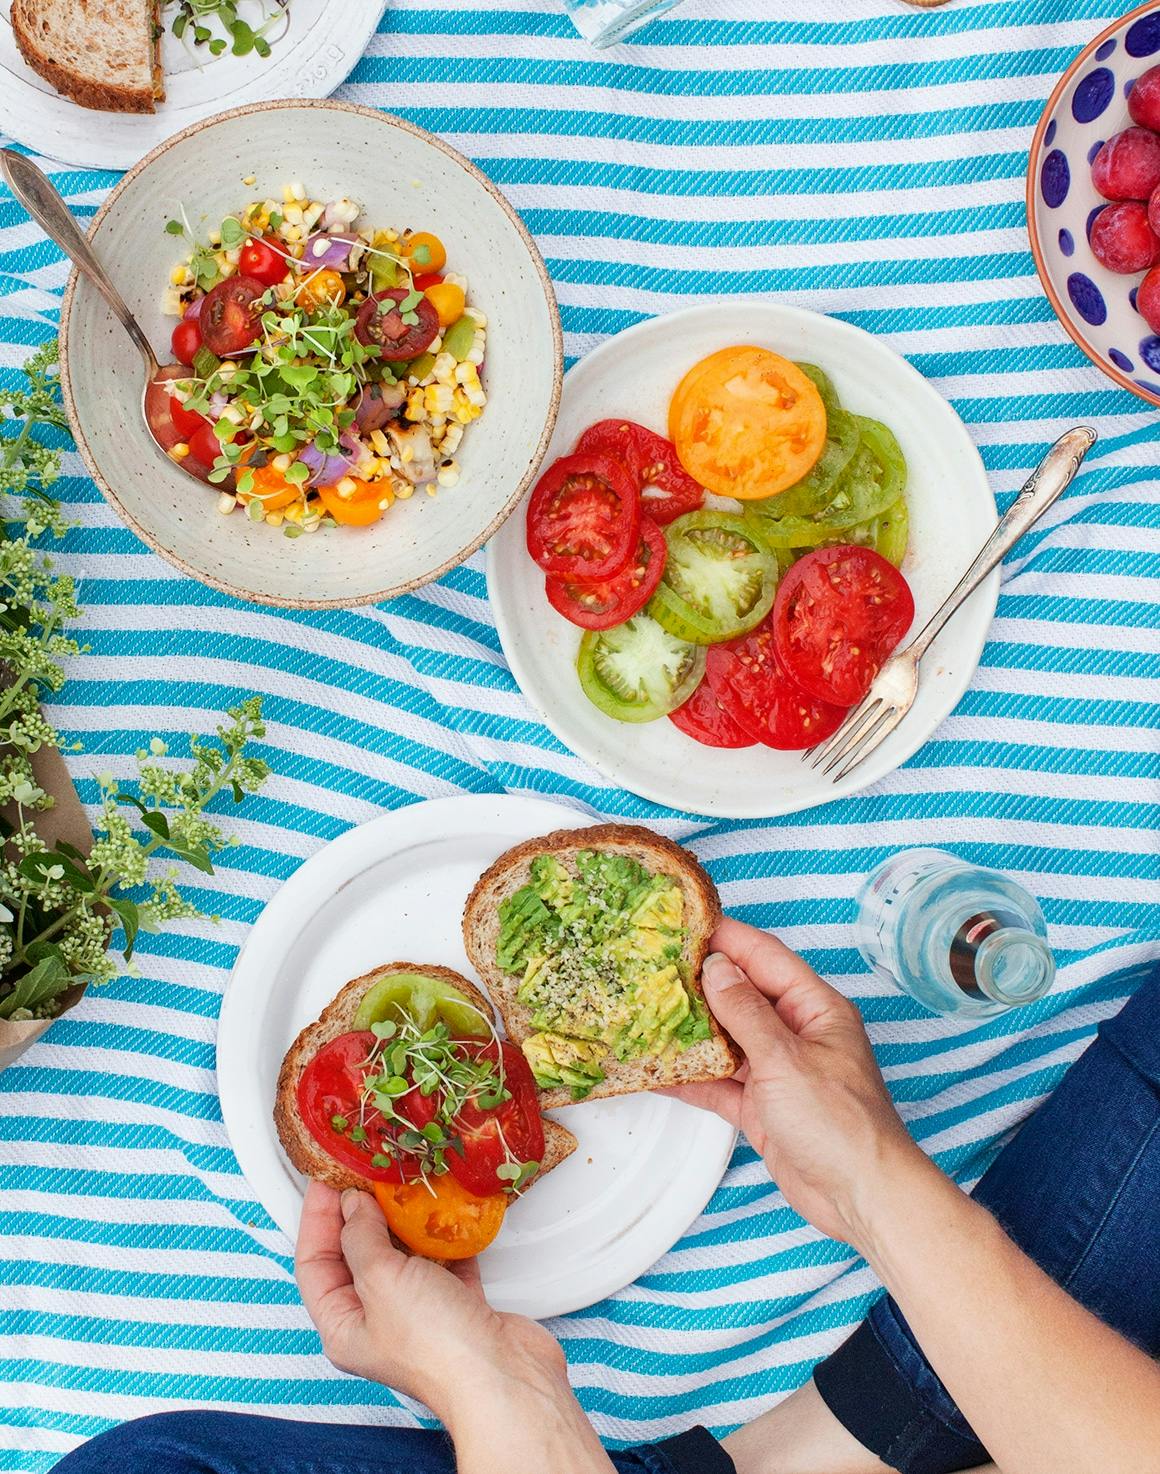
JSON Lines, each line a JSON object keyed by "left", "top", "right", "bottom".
{"left": 830, "top": 705, "right": 905, "bottom": 783}
{"left": 813, "top": 699, "right": 884, "bottom": 774}
{"left": 804, "top": 696, "right": 878, "bottom": 769}
{"left": 820, "top": 700, "right": 892, "bottom": 776}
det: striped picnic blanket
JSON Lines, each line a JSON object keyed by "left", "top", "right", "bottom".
{"left": 2, "top": 0, "right": 1158, "bottom": 1467}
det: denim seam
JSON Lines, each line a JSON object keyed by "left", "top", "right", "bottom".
{"left": 1060, "top": 1116, "right": 1160, "bottom": 1296}
{"left": 867, "top": 1311, "right": 979, "bottom": 1454}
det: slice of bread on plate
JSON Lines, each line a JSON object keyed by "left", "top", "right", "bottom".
{"left": 463, "top": 824, "right": 739, "bottom": 1109}
{"left": 274, "top": 961, "right": 576, "bottom": 1195}
{"left": 12, "top": 0, "right": 164, "bottom": 114}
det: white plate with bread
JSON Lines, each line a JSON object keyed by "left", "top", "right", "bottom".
{"left": 217, "top": 794, "right": 738, "bottom": 1320}
{"left": 0, "top": 0, "right": 386, "bottom": 170}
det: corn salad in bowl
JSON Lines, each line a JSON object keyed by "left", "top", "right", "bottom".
{"left": 146, "top": 180, "right": 489, "bottom": 535}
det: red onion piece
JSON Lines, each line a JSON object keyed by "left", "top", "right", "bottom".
{"left": 183, "top": 297, "right": 204, "bottom": 321}
{"left": 298, "top": 437, "right": 361, "bottom": 487}
{"left": 302, "top": 233, "right": 359, "bottom": 272}
{"left": 353, "top": 381, "right": 406, "bottom": 433}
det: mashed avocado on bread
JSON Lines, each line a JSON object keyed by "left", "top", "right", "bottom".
{"left": 495, "top": 851, "right": 712, "bottom": 1098}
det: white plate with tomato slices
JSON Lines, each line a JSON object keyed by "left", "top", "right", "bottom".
{"left": 216, "top": 794, "right": 737, "bottom": 1320}
{"left": 487, "top": 302, "right": 999, "bottom": 820}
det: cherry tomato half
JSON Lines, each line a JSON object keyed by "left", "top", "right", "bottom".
{"left": 440, "top": 1040, "right": 545, "bottom": 1199}
{"left": 145, "top": 364, "right": 195, "bottom": 452}
{"left": 575, "top": 419, "right": 705, "bottom": 525}
{"left": 706, "top": 616, "right": 848, "bottom": 750}
{"left": 188, "top": 421, "right": 226, "bottom": 468}
{"left": 374, "top": 1174, "right": 506, "bottom": 1260}
{"left": 169, "top": 395, "right": 207, "bottom": 440}
{"left": 668, "top": 676, "right": 756, "bottom": 748}
{"left": 354, "top": 289, "right": 440, "bottom": 359}
{"left": 545, "top": 516, "right": 666, "bottom": 630}
{"left": 773, "top": 545, "right": 915, "bottom": 707}
{"left": 239, "top": 236, "right": 289, "bottom": 288}
{"left": 412, "top": 272, "right": 444, "bottom": 293}
{"left": 171, "top": 318, "right": 202, "bottom": 367}
{"left": 199, "top": 275, "right": 265, "bottom": 357}
{"left": 526, "top": 452, "right": 640, "bottom": 581}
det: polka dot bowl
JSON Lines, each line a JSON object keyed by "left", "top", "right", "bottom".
{"left": 1028, "top": 0, "right": 1160, "bottom": 406}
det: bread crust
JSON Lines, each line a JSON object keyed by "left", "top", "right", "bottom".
{"left": 12, "top": 0, "right": 161, "bottom": 113}
{"left": 273, "top": 961, "right": 575, "bottom": 1195}
{"left": 463, "top": 824, "right": 739, "bottom": 1108}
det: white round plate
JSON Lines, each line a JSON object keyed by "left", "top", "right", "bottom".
{"left": 488, "top": 302, "right": 999, "bottom": 819}
{"left": 217, "top": 794, "right": 736, "bottom": 1320}
{"left": 0, "top": 0, "right": 386, "bottom": 171}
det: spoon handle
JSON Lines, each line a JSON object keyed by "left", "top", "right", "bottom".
{"left": 1, "top": 148, "right": 158, "bottom": 374}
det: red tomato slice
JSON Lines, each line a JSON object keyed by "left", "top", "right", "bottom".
{"left": 545, "top": 515, "right": 666, "bottom": 630}
{"left": 574, "top": 419, "right": 705, "bottom": 525}
{"left": 298, "top": 1031, "right": 419, "bottom": 1184}
{"left": 199, "top": 276, "right": 265, "bottom": 356}
{"left": 707, "top": 617, "right": 848, "bottom": 750}
{"left": 526, "top": 452, "right": 640, "bottom": 580}
{"left": 774, "top": 545, "right": 915, "bottom": 707}
{"left": 239, "top": 236, "right": 289, "bottom": 288}
{"left": 668, "top": 676, "right": 756, "bottom": 748}
{"left": 354, "top": 289, "right": 440, "bottom": 358}
{"left": 442, "top": 1041, "right": 545, "bottom": 1198}
{"left": 171, "top": 318, "right": 202, "bottom": 367}
{"left": 170, "top": 395, "right": 207, "bottom": 440}
{"left": 144, "top": 364, "right": 194, "bottom": 452}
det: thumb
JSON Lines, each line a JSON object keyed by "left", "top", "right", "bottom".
{"left": 700, "top": 952, "right": 789, "bottom": 1060}
{"left": 340, "top": 1188, "right": 402, "bottom": 1286}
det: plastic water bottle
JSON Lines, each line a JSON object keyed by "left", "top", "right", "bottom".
{"left": 563, "top": 0, "right": 684, "bottom": 48}
{"left": 855, "top": 849, "right": 1055, "bottom": 1018}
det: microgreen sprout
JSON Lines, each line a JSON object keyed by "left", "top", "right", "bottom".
{"left": 166, "top": 0, "right": 289, "bottom": 60}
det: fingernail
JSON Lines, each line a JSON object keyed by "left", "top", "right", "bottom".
{"left": 340, "top": 1189, "right": 360, "bottom": 1222}
{"left": 702, "top": 952, "right": 745, "bottom": 991}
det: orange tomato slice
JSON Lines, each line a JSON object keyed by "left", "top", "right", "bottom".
{"left": 425, "top": 281, "right": 466, "bottom": 329}
{"left": 668, "top": 346, "right": 827, "bottom": 500}
{"left": 296, "top": 268, "right": 346, "bottom": 312}
{"left": 241, "top": 463, "right": 301, "bottom": 512}
{"left": 317, "top": 477, "right": 387, "bottom": 527}
{"left": 405, "top": 231, "right": 447, "bottom": 274}
{"left": 373, "top": 1174, "right": 506, "bottom": 1259}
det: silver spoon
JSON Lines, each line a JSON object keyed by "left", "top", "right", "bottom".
{"left": 0, "top": 147, "right": 207, "bottom": 487}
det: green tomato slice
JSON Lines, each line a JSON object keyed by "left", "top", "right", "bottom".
{"left": 795, "top": 362, "right": 841, "bottom": 417}
{"left": 352, "top": 971, "right": 490, "bottom": 1037}
{"left": 578, "top": 614, "right": 706, "bottom": 722}
{"left": 647, "top": 510, "right": 777, "bottom": 645}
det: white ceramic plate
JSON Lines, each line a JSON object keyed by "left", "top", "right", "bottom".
{"left": 0, "top": 0, "right": 386, "bottom": 171}
{"left": 58, "top": 100, "right": 562, "bottom": 608}
{"left": 217, "top": 794, "right": 736, "bottom": 1320}
{"left": 488, "top": 303, "right": 999, "bottom": 819}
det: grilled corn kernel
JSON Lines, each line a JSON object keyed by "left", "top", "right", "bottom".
{"left": 395, "top": 483, "right": 414, "bottom": 499}
{"left": 370, "top": 429, "right": 391, "bottom": 456}
{"left": 242, "top": 174, "right": 256, "bottom": 187}
{"left": 162, "top": 290, "right": 182, "bottom": 316}
{"left": 425, "top": 483, "right": 437, "bottom": 497}
{"left": 437, "top": 462, "right": 460, "bottom": 487}
{"left": 433, "top": 352, "right": 456, "bottom": 381}
{"left": 284, "top": 503, "right": 304, "bottom": 523}
{"left": 283, "top": 203, "right": 304, "bottom": 226}
{"left": 303, "top": 203, "right": 324, "bottom": 232}
{"left": 225, "top": 247, "right": 242, "bottom": 266}
{"left": 465, "top": 308, "right": 487, "bottom": 327}
{"left": 271, "top": 453, "right": 292, "bottom": 473}
{"left": 209, "top": 229, "right": 222, "bottom": 245}
{"left": 169, "top": 443, "right": 190, "bottom": 461}
{"left": 399, "top": 444, "right": 414, "bottom": 464}
{"left": 285, "top": 180, "right": 306, "bottom": 202}
{"left": 336, "top": 476, "right": 358, "bottom": 499}
{"left": 170, "top": 264, "right": 187, "bottom": 286}
{"left": 217, "top": 493, "right": 237, "bottom": 515}
{"left": 282, "top": 224, "right": 302, "bottom": 243}
{"left": 441, "top": 424, "right": 463, "bottom": 456}
{"left": 214, "top": 251, "right": 230, "bottom": 273}
{"left": 454, "top": 362, "right": 479, "bottom": 388}
{"left": 466, "top": 345, "right": 485, "bottom": 366}
{"left": 378, "top": 494, "right": 395, "bottom": 511}
{"left": 443, "top": 271, "right": 467, "bottom": 290}
{"left": 404, "top": 389, "right": 425, "bottom": 422}
{"left": 265, "top": 511, "right": 284, "bottom": 527}
{"left": 425, "top": 384, "right": 454, "bottom": 414}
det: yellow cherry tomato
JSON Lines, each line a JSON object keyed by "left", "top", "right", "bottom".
{"left": 424, "top": 281, "right": 466, "bottom": 329}
{"left": 240, "top": 463, "right": 301, "bottom": 512}
{"left": 296, "top": 268, "right": 346, "bottom": 312}
{"left": 317, "top": 477, "right": 386, "bottom": 527}
{"left": 373, "top": 1175, "right": 506, "bottom": 1260}
{"left": 404, "top": 231, "right": 447, "bottom": 274}
{"left": 668, "top": 346, "right": 827, "bottom": 500}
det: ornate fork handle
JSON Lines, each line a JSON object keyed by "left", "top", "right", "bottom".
{"left": 0, "top": 148, "right": 158, "bottom": 374}
{"left": 907, "top": 426, "right": 1097, "bottom": 662}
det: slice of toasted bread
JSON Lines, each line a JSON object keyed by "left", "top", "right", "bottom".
{"left": 12, "top": 0, "right": 163, "bottom": 114}
{"left": 274, "top": 961, "right": 576, "bottom": 1196}
{"left": 463, "top": 824, "right": 739, "bottom": 1108}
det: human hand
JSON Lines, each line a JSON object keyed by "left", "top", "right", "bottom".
{"left": 673, "top": 917, "right": 927, "bottom": 1248}
{"left": 295, "top": 1180, "right": 566, "bottom": 1424}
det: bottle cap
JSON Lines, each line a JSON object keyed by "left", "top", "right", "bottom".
{"left": 951, "top": 912, "right": 1055, "bottom": 1006}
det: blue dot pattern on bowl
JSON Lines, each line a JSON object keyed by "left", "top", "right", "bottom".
{"left": 1139, "top": 335, "right": 1160, "bottom": 370}
{"left": 1096, "top": 38, "right": 1118, "bottom": 61}
{"left": 1059, "top": 227, "right": 1075, "bottom": 256}
{"left": 1087, "top": 137, "right": 1107, "bottom": 164}
{"left": 1041, "top": 149, "right": 1070, "bottom": 207}
{"left": 1131, "top": 285, "right": 1140, "bottom": 311}
{"left": 1126, "top": 13, "right": 1160, "bottom": 56}
{"left": 1109, "top": 347, "right": 1134, "bottom": 370}
{"left": 1067, "top": 272, "right": 1107, "bottom": 325}
{"left": 1045, "top": 118, "right": 1057, "bottom": 146}
{"left": 1087, "top": 204, "right": 1104, "bottom": 242}
{"left": 1074, "top": 67, "right": 1116, "bottom": 122}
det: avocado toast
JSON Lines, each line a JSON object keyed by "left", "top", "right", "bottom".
{"left": 463, "top": 825, "right": 739, "bottom": 1108}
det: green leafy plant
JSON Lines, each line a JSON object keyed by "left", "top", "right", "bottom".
{"left": 164, "top": 0, "right": 289, "bottom": 59}
{"left": 0, "top": 341, "right": 270, "bottom": 1022}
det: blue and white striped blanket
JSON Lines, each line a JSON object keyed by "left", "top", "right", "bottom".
{"left": 1, "top": 1, "right": 1158, "bottom": 1467}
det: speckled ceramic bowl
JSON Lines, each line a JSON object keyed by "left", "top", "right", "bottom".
{"left": 1028, "top": 1, "right": 1160, "bottom": 407}
{"left": 59, "top": 100, "right": 563, "bottom": 607}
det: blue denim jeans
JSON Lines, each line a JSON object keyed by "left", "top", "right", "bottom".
{"left": 55, "top": 973, "right": 1159, "bottom": 1474}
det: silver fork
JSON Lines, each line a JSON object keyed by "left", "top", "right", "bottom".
{"left": 804, "top": 425, "right": 1097, "bottom": 784}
